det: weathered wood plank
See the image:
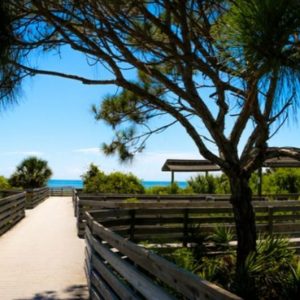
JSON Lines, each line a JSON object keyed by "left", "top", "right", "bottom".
{"left": 91, "top": 219, "right": 241, "bottom": 300}
{"left": 89, "top": 228, "right": 174, "bottom": 300}
{"left": 91, "top": 270, "right": 119, "bottom": 300}
{"left": 100, "top": 216, "right": 238, "bottom": 228}
{"left": 76, "top": 194, "right": 300, "bottom": 239}
{"left": 90, "top": 288, "right": 102, "bottom": 300}
{"left": 0, "top": 198, "right": 24, "bottom": 214}
{"left": 0, "top": 191, "right": 26, "bottom": 236}
{"left": 272, "top": 223, "right": 300, "bottom": 232}
{"left": 92, "top": 252, "right": 139, "bottom": 300}
{"left": 25, "top": 187, "right": 49, "bottom": 209}
{"left": 0, "top": 212, "right": 24, "bottom": 236}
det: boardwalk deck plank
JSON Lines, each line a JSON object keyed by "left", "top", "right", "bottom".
{"left": 0, "top": 197, "right": 88, "bottom": 300}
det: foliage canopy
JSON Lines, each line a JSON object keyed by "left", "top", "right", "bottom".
{"left": 0, "top": 175, "right": 10, "bottom": 190}
{"left": 82, "top": 164, "right": 145, "bottom": 194}
{"left": 9, "top": 156, "right": 52, "bottom": 189}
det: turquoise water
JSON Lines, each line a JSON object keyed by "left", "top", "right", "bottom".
{"left": 143, "top": 181, "right": 187, "bottom": 188}
{"left": 48, "top": 179, "right": 83, "bottom": 188}
{"left": 47, "top": 179, "right": 187, "bottom": 189}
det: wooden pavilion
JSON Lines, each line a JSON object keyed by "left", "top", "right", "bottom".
{"left": 162, "top": 156, "right": 300, "bottom": 195}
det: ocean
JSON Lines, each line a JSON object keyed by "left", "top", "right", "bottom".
{"left": 47, "top": 179, "right": 188, "bottom": 189}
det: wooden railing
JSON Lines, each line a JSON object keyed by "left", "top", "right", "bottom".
{"left": 74, "top": 190, "right": 300, "bottom": 237}
{"left": 83, "top": 202, "right": 300, "bottom": 244}
{"left": 75, "top": 193, "right": 209, "bottom": 237}
{"left": 72, "top": 189, "right": 82, "bottom": 216}
{"left": 25, "top": 187, "right": 50, "bottom": 209}
{"left": 85, "top": 210, "right": 241, "bottom": 300}
{"left": 0, "top": 191, "right": 26, "bottom": 236}
{"left": 49, "top": 187, "right": 74, "bottom": 197}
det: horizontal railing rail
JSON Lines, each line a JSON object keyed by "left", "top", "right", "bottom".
{"left": 25, "top": 187, "right": 50, "bottom": 209}
{"left": 83, "top": 202, "right": 300, "bottom": 245}
{"left": 75, "top": 194, "right": 215, "bottom": 238}
{"left": 74, "top": 189, "right": 300, "bottom": 237}
{"left": 85, "top": 211, "right": 241, "bottom": 300}
{"left": 0, "top": 189, "right": 23, "bottom": 198}
{"left": 49, "top": 187, "right": 74, "bottom": 197}
{"left": 0, "top": 191, "right": 26, "bottom": 236}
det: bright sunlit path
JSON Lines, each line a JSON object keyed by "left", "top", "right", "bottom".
{"left": 0, "top": 197, "right": 88, "bottom": 300}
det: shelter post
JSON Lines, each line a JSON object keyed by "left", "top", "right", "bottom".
{"left": 171, "top": 171, "right": 174, "bottom": 184}
{"left": 257, "top": 167, "right": 262, "bottom": 196}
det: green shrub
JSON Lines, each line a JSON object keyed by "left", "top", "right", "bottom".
{"left": 215, "top": 174, "right": 231, "bottom": 194}
{"left": 186, "top": 168, "right": 300, "bottom": 196}
{"left": 263, "top": 168, "right": 300, "bottom": 194}
{"left": 145, "top": 185, "right": 170, "bottom": 195}
{"left": 106, "top": 171, "right": 145, "bottom": 193}
{"left": 208, "top": 225, "right": 234, "bottom": 250}
{"left": 0, "top": 176, "right": 10, "bottom": 189}
{"left": 164, "top": 234, "right": 300, "bottom": 300}
{"left": 187, "top": 174, "right": 232, "bottom": 194}
{"left": 233, "top": 235, "right": 296, "bottom": 300}
{"left": 249, "top": 168, "right": 300, "bottom": 195}
{"left": 82, "top": 164, "right": 107, "bottom": 193}
{"left": 170, "top": 248, "right": 196, "bottom": 272}
{"left": 123, "top": 197, "right": 140, "bottom": 203}
{"left": 145, "top": 182, "right": 192, "bottom": 194}
{"left": 197, "top": 255, "right": 235, "bottom": 287}
{"left": 82, "top": 164, "right": 144, "bottom": 194}
{"left": 187, "top": 174, "right": 216, "bottom": 194}
{"left": 286, "top": 259, "right": 300, "bottom": 299}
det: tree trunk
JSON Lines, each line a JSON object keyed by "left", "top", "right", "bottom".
{"left": 230, "top": 174, "right": 257, "bottom": 270}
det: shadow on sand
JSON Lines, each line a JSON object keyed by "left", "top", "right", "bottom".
{"left": 14, "top": 284, "right": 88, "bottom": 300}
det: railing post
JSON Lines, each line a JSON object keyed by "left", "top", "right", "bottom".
{"left": 183, "top": 209, "right": 189, "bottom": 247}
{"left": 129, "top": 210, "right": 136, "bottom": 241}
{"left": 268, "top": 206, "right": 273, "bottom": 235}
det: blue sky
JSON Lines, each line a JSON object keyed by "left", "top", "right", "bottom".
{"left": 0, "top": 47, "right": 299, "bottom": 181}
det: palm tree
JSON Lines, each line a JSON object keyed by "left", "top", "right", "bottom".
{"left": 9, "top": 156, "right": 52, "bottom": 189}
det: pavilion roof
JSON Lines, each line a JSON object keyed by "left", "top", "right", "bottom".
{"left": 161, "top": 159, "right": 221, "bottom": 172}
{"left": 264, "top": 156, "right": 300, "bottom": 168}
{"left": 162, "top": 156, "right": 300, "bottom": 172}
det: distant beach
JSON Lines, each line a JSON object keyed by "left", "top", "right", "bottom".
{"left": 47, "top": 179, "right": 188, "bottom": 189}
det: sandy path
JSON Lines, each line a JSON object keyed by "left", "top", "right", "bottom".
{"left": 0, "top": 197, "right": 88, "bottom": 300}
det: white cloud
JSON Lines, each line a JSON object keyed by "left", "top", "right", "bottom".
{"left": 135, "top": 151, "right": 202, "bottom": 163}
{"left": 73, "top": 147, "right": 100, "bottom": 154}
{"left": 0, "top": 151, "right": 44, "bottom": 156}
{"left": 63, "top": 149, "right": 204, "bottom": 180}
{"left": 127, "top": 150, "right": 203, "bottom": 181}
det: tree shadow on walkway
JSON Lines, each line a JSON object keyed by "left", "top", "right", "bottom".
{"left": 14, "top": 284, "right": 88, "bottom": 300}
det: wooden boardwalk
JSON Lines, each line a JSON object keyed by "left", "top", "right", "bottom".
{"left": 0, "top": 197, "right": 88, "bottom": 300}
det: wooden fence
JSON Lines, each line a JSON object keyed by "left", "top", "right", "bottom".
{"left": 75, "top": 193, "right": 211, "bottom": 237}
{"left": 0, "top": 191, "right": 26, "bottom": 236}
{"left": 85, "top": 211, "right": 241, "bottom": 300}
{"left": 25, "top": 187, "right": 50, "bottom": 209}
{"left": 74, "top": 190, "right": 300, "bottom": 238}
{"left": 83, "top": 202, "right": 300, "bottom": 244}
{"left": 72, "top": 190, "right": 273, "bottom": 210}
{"left": 73, "top": 190, "right": 265, "bottom": 213}
{"left": 50, "top": 187, "right": 74, "bottom": 197}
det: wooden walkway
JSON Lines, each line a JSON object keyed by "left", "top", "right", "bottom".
{"left": 0, "top": 197, "right": 88, "bottom": 300}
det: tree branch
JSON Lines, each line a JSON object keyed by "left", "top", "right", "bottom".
{"left": 14, "top": 63, "right": 116, "bottom": 85}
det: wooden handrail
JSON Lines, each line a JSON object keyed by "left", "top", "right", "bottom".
{"left": 0, "top": 191, "right": 26, "bottom": 236}
{"left": 85, "top": 211, "right": 242, "bottom": 300}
